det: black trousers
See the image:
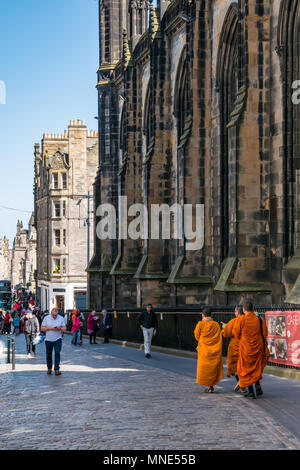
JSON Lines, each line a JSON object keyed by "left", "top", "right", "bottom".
{"left": 89, "top": 330, "right": 97, "bottom": 343}
{"left": 25, "top": 333, "right": 36, "bottom": 354}
{"left": 104, "top": 327, "right": 112, "bottom": 343}
{"left": 45, "top": 339, "right": 62, "bottom": 371}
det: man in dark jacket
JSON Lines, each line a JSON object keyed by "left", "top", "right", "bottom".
{"left": 102, "top": 309, "right": 112, "bottom": 343}
{"left": 136, "top": 304, "right": 158, "bottom": 358}
{"left": 21, "top": 311, "right": 40, "bottom": 357}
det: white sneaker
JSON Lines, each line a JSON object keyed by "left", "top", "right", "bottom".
{"left": 27, "top": 353, "right": 31, "bottom": 358}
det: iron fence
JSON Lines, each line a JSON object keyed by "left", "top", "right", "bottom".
{"left": 67, "top": 305, "right": 300, "bottom": 371}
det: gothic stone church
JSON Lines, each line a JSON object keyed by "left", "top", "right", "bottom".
{"left": 88, "top": 0, "right": 300, "bottom": 309}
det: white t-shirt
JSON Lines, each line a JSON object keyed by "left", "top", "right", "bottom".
{"left": 42, "top": 315, "right": 66, "bottom": 342}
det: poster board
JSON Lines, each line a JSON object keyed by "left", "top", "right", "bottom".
{"left": 265, "top": 311, "right": 300, "bottom": 367}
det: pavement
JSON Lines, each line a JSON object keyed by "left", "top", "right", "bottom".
{"left": 0, "top": 333, "right": 299, "bottom": 450}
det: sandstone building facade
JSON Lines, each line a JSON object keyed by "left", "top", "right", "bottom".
{"left": 88, "top": 0, "right": 300, "bottom": 308}
{"left": 34, "top": 120, "right": 98, "bottom": 312}
{"left": 10, "top": 217, "right": 37, "bottom": 291}
{"left": 0, "top": 237, "right": 11, "bottom": 281}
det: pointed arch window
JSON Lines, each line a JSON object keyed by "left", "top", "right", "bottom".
{"left": 278, "top": 0, "right": 300, "bottom": 257}
{"left": 143, "top": 82, "right": 155, "bottom": 164}
{"left": 174, "top": 48, "right": 189, "bottom": 143}
{"left": 118, "top": 107, "right": 128, "bottom": 175}
{"left": 120, "top": 108, "right": 125, "bottom": 165}
{"left": 129, "top": 1, "right": 149, "bottom": 38}
{"left": 144, "top": 83, "right": 152, "bottom": 150}
{"left": 216, "top": 4, "right": 239, "bottom": 261}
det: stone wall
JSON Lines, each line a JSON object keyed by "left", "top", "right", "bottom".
{"left": 89, "top": 0, "right": 300, "bottom": 308}
{"left": 35, "top": 121, "right": 98, "bottom": 308}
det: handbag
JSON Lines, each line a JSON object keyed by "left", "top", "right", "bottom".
{"left": 257, "top": 315, "right": 265, "bottom": 345}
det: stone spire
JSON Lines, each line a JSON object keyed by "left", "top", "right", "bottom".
{"left": 149, "top": 0, "right": 161, "bottom": 40}
{"left": 122, "top": 29, "right": 132, "bottom": 68}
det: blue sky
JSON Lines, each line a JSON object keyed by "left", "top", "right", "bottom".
{"left": 0, "top": 0, "right": 99, "bottom": 245}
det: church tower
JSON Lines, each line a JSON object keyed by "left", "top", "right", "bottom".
{"left": 88, "top": 1, "right": 128, "bottom": 308}
{"left": 99, "top": 0, "right": 125, "bottom": 67}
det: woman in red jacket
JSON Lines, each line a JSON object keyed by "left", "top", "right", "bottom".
{"left": 71, "top": 312, "right": 81, "bottom": 346}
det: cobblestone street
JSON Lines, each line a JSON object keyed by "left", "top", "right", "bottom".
{"left": 0, "top": 334, "right": 299, "bottom": 450}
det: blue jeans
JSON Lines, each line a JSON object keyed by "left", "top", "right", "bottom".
{"left": 71, "top": 329, "right": 80, "bottom": 345}
{"left": 45, "top": 339, "right": 62, "bottom": 371}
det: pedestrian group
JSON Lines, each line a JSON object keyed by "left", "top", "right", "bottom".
{"left": 2, "top": 291, "right": 269, "bottom": 398}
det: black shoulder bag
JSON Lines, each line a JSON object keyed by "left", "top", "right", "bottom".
{"left": 257, "top": 315, "right": 266, "bottom": 346}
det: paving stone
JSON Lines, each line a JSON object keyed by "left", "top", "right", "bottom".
{"left": 0, "top": 335, "right": 299, "bottom": 450}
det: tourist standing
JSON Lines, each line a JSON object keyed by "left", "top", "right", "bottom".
{"left": 87, "top": 311, "right": 99, "bottom": 344}
{"left": 78, "top": 309, "right": 85, "bottom": 345}
{"left": 102, "top": 309, "right": 113, "bottom": 344}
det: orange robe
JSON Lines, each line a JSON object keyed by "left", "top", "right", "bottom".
{"left": 233, "top": 312, "right": 269, "bottom": 388}
{"left": 194, "top": 320, "right": 223, "bottom": 387}
{"left": 222, "top": 317, "right": 239, "bottom": 376}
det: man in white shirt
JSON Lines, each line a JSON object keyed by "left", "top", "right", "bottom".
{"left": 41, "top": 308, "right": 66, "bottom": 376}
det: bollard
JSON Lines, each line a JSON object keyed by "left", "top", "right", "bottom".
{"left": 7, "top": 334, "right": 10, "bottom": 364}
{"left": 12, "top": 338, "right": 15, "bottom": 370}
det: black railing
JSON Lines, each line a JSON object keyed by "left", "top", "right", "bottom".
{"left": 67, "top": 305, "right": 300, "bottom": 371}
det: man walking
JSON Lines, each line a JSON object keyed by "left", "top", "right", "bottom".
{"left": 194, "top": 308, "right": 223, "bottom": 393}
{"left": 137, "top": 304, "right": 158, "bottom": 358}
{"left": 21, "top": 311, "right": 40, "bottom": 357}
{"left": 41, "top": 308, "right": 66, "bottom": 376}
{"left": 221, "top": 305, "right": 244, "bottom": 391}
{"left": 233, "top": 300, "right": 269, "bottom": 398}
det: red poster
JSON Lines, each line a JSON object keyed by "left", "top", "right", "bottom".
{"left": 265, "top": 311, "right": 300, "bottom": 367}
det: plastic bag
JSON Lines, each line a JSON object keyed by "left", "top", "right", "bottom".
{"left": 33, "top": 333, "right": 45, "bottom": 346}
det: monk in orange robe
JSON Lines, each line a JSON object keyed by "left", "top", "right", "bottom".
{"left": 221, "top": 305, "right": 244, "bottom": 391}
{"left": 233, "top": 300, "right": 269, "bottom": 398}
{"left": 194, "top": 308, "right": 223, "bottom": 393}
